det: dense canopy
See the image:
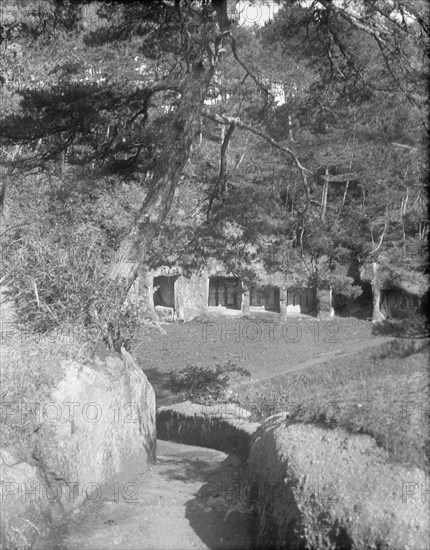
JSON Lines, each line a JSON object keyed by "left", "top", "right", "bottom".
{"left": 0, "top": 0, "right": 428, "bottom": 343}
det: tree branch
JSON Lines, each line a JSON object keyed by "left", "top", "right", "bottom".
{"left": 228, "top": 33, "right": 274, "bottom": 102}
{"left": 370, "top": 220, "right": 388, "bottom": 255}
{"left": 212, "top": 0, "right": 230, "bottom": 33}
{"left": 203, "top": 112, "right": 312, "bottom": 211}
{"left": 206, "top": 122, "right": 235, "bottom": 221}
{"left": 317, "top": 0, "right": 391, "bottom": 44}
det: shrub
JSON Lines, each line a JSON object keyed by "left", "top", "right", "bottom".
{"left": 168, "top": 360, "right": 251, "bottom": 404}
{"left": 371, "top": 315, "right": 429, "bottom": 340}
{"left": 1, "top": 232, "right": 146, "bottom": 351}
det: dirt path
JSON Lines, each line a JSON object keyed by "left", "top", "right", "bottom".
{"left": 50, "top": 336, "right": 392, "bottom": 549}
{"left": 58, "top": 440, "right": 251, "bottom": 550}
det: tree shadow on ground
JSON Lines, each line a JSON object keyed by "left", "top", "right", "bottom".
{"left": 185, "top": 495, "right": 251, "bottom": 550}
{"left": 370, "top": 333, "right": 428, "bottom": 360}
{"left": 156, "top": 449, "right": 252, "bottom": 549}
{"left": 371, "top": 316, "right": 428, "bottom": 340}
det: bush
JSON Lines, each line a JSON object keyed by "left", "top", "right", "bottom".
{"left": 2, "top": 232, "right": 146, "bottom": 351}
{"left": 371, "top": 315, "right": 429, "bottom": 340}
{"left": 168, "top": 360, "right": 251, "bottom": 404}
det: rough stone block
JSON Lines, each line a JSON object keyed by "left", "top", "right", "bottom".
{"left": 34, "top": 347, "right": 156, "bottom": 513}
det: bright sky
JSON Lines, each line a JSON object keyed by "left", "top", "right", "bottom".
{"left": 232, "top": 1, "right": 281, "bottom": 26}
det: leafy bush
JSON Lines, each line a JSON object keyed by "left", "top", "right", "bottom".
{"left": 371, "top": 315, "right": 429, "bottom": 340}
{"left": 168, "top": 360, "right": 251, "bottom": 404}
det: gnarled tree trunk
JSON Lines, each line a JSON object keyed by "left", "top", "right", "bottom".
{"left": 108, "top": 0, "right": 232, "bottom": 293}
{"left": 108, "top": 59, "right": 215, "bottom": 291}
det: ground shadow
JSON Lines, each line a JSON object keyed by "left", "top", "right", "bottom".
{"left": 156, "top": 449, "right": 252, "bottom": 549}
{"left": 371, "top": 317, "right": 429, "bottom": 341}
{"left": 370, "top": 334, "right": 428, "bottom": 359}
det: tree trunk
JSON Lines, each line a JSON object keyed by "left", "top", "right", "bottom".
{"left": 108, "top": 59, "right": 215, "bottom": 290}
{"left": 321, "top": 167, "right": 329, "bottom": 220}
{"left": 371, "top": 261, "right": 385, "bottom": 322}
{"left": 339, "top": 180, "right": 349, "bottom": 216}
{"left": 280, "top": 282, "right": 288, "bottom": 318}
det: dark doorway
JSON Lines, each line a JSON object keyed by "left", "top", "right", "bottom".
{"left": 250, "top": 286, "right": 281, "bottom": 312}
{"left": 286, "top": 288, "right": 315, "bottom": 313}
{"left": 208, "top": 277, "right": 242, "bottom": 310}
{"left": 153, "top": 276, "right": 178, "bottom": 309}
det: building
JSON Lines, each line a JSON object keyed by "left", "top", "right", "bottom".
{"left": 133, "top": 260, "right": 317, "bottom": 322}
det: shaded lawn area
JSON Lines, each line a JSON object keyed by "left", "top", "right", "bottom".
{"left": 136, "top": 315, "right": 379, "bottom": 384}
{"left": 136, "top": 317, "right": 428, "bottom": 470}
{"left": 232, "top": 339, "right": 429, "bottom": 470}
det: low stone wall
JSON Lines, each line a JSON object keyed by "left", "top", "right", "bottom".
{"left": 157, "top": 404, "right": 429, "bottom": 550}
{"left": 157, "top": 401, "right": 259, "bottom": 460}
{"left": 249, "top": 417, "right": 429, "bottom": 550}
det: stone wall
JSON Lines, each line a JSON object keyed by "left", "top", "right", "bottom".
{"left": 248, "top": 418, "right": 428, "bottom": 550}
{"left": 144, "top": 262, "right": 322, "bottom": 322}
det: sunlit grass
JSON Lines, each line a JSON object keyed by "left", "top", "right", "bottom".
{"left": 233, "top": 339, "right": 429, "bottom": 469}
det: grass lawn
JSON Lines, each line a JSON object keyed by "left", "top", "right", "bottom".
{"left": 135, "top": 315, "right": 380, "bottom": 386}
{"left": 135, "top": 316, "right": 429, "bottom": 470}
{"left": 233, "top": 340, "right": 429, "bottom": 470}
